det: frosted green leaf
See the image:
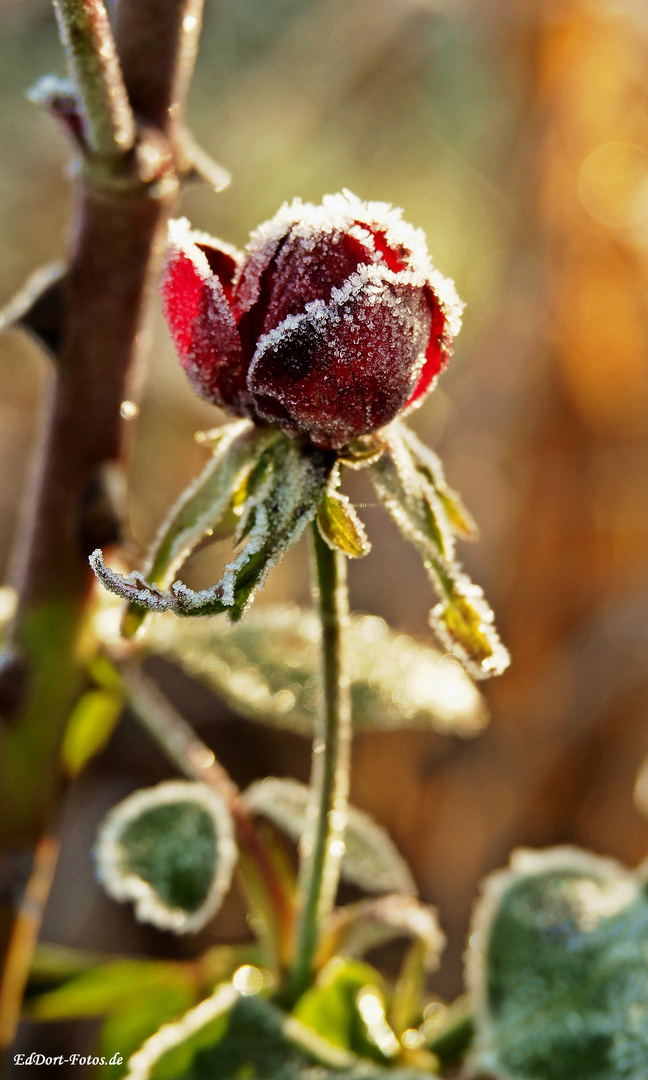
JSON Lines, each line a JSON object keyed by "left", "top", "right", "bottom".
{"left": 141, "top": 605, "right": 487, "bottom": 737}
{"left": 124, "top": 984, "right": 430, "bottom": 1080}
{"left": 91, "top": 434, "right": 333, "bottom": 623}
{"left": 317, "top": 490, "right": 371, "bottom": 558}
{"left": 320, "top": 895, "right": 445, "bottom": 973}
{"left": 243, "top": 778, "right": 416, "bottom": 895}
{"left": 370, "top": 423, "right": 509, "bottom": 680}
{"left": 95, "top": 781, "right": 237, "bottom": 934}
{"left": 467, "top": 846, "right": 648, "bottom": 1080}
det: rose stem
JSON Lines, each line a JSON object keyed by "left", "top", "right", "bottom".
{"left": 285, "top": 523, "right": 351, "bottom": 1004}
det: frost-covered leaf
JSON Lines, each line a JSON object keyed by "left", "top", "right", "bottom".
{"left": 293, "top": 958, "right": 398, "bottom": 1063}
{"left": 61, "top": 687, "right": 124, "bottom": 776}
{"left": 91, "top": 435, "right": 333, "bottom": 623}
{"left": 120, "top": 420, "right": 278, "bottom": 636}
{"left": 95, "top": 781, "right": 237, "bottom": 934}
{"left": 399, "top": 426, "right": 478, "bottom": 542}
{"left": 319, "top": 896, "right": 445, "bottom": 973}
{"left": 124, "top": 983, "right": 429, "bottom": 1080}
{"left": 243, "top": 778, "right": 416, "bottom": 896}
{"left": 370, "top": 423, "right": 509, "bottom": 680}
{"left": 142, "top": 605, "right": 487, "bottom": 737}
{"left": 317, "top": 468, "right": 370, "bottom": 558}
{"left": 467, "top": 846, "right": 648, "bottom": 1080}
{"left": 317, "top": 490, "right": 370, "bottom": 558}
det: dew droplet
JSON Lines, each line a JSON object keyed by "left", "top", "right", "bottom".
{"left": 120, "top": 400, "right": 139, "bottom": 420}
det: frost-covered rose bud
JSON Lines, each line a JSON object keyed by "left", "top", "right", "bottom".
{"left": 162, "top": 191, "right": 462, "bottom": 451}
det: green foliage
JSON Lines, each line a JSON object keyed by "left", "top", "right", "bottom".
{"left": 293, "top": 958, "right": 396, "bottom": 1063}
{"left": 320, "top": 895, "right": 445, "bottom": 974}
{"left": 142, "top": 605, "right": 487, "bottom": 737}
{"left": 61, "top": 687, "right": 123, "bottom": 776}
{"left": 123, "top": 985, "right": 433, "bottom": 1080}
{"left": 369, "top": 422, "right": 508, "bottom": 680}
{"left": 26, "top": 957, "right": 198, "bottom": 1078}
{"left": 91, "top": 431, "right": 333, "bottom": 623}
{"left": 121, "top": 420, "right": 278, "bottom": 635}
{"left": 317, "top": 486, "right": 371, "bottom": 559}
{"left": 468, "top": 846, "right": 648, "bottom": 1080}
{"left": 243, "top": 778, "right": 416, "bottom": 895}
{"left": 96, "top": 781, "right": 237, "bottom": 933}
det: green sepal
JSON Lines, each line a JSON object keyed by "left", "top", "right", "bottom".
{"left": 120, "top": 420, "right": 279, "bottom": 636}
{"left": 399, "top": 427, "right": 478, "bottom": 541}
{"left": 317, "top": 487, "right": 370, "bottom": 559}
{"left": 91, "top": 434, "right": 334, "bottom": 624}
{"left": 369, "top": 423, "right": 509, "bottom": 680}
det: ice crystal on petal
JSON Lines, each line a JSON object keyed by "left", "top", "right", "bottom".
{"left": 162, "top": 192, "right": 462, "bottom": 449}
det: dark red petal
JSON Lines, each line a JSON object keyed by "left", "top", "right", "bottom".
{"left": 162, "top": 232, "right": 249, "bottom": 414}
{"left": 195, "top": 243, "right": 239, "bottom": 300}
{"left": 247, "top": 278, "right": 432, "bottom": 450}
{"left": 260, "top": 229, "right": 374, "bottom": 335}
{"left": 404, "top": 287, "right": 449, "bottom": 410}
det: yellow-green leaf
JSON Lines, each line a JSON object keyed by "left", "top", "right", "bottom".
{"left": 61, "top": 689, "right": 123, "bottom": 776}
{"left": 317, "top": 492, "right": 370, "bottom": 558}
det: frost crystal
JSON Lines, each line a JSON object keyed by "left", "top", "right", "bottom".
{"left": 162, "top": 191, "right": 462, "bottom": 450}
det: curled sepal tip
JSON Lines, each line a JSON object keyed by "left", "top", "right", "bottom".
{"left": 95, "top": 780, "right": 237, "bottom": 934}
{"left": 90, "top": 433, "right": 334, "bottom": 625}
{"left": 369, "top": 423, "right": 509, "bottom": 680}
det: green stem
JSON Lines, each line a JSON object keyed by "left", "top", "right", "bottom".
{"left": 285, "top": 524, "right": 351, "bottom": 1004}
{"left": 53, "top": 0, "right": 136, "bottom": 157}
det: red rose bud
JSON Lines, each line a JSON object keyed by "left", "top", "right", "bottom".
{"left": 162, "top": 191, "right": 463, "bottom": 450}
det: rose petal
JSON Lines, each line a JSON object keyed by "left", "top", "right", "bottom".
{"left": 248, "top": 268, "right": 432, "bottom": 450}
{"left": 261, "top": 228, "right": 374, "bottom": 334}
{"left": 162, "top": 221, "right": 249, "bottom": 413}
{"left": 404, "top": 288, "right": 449, "bottom": 409}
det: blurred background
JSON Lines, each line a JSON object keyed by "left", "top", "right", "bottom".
{"left": 2, "top": 0, "right": 648, "bottom": 1067}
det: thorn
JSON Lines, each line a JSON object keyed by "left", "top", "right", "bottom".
{"left": 0, "top": 263, "right": 68, "bottom": 363}
{"left": 27, "top": 75, "right": 88, "bottom": 152}
{"left": 181, "top": 132, "right": 231, "bottom": 192}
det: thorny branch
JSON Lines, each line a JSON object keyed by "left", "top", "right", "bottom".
{"left": 0, "top": 0, "right": 207, "bottom": 1052}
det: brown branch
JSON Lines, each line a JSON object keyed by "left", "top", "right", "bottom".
{"left": 0, "top": 0, "right": 206, "bottom": 1051}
